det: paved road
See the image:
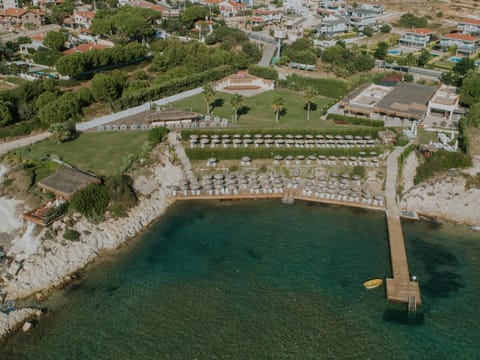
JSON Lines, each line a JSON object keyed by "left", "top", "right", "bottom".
{"left": 385, "top": 145, "right": 408, "bottom": 217}
{"left": 0, "top": 132, "right": 51, "bottom": 155}
{"left": 1, "top": 25, "right": 61, "bottom": 42}
{"left": 258, "top": 44, "right": 277, "bottom": 67}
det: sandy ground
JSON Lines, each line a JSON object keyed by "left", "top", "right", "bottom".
{"left": 401, "top": 152, "right": 418, "bottom": 195}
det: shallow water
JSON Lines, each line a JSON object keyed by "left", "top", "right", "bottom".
{"left": 2, "top": 200, "right": 479, "bottom": 359}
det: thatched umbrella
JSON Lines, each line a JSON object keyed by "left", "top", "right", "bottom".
{"left": 286, "top": 134, "right": 294, "bottom": 139}
{"left": 222, "top": 134, "right": 230, "bottom": 139}
{"left": 213, "top": 173, "right": 224, "bottom": 180}
{"left": 190, "top": 134, "right": 199, "bottom": 140}
{"left": 285, "top": 155, "right": 295, "bottom": 161}
{"left": 254, "top": 134, "right": 263, "bottom": 139}
{"left": 292, "top": 171, "right": 300, "bottom": 178}
{"left": 242, "top": 156, "right": 252, "bottom": 163}
{"left": 233, "top": 134, "right": 241, "bottom": 139}
{"left": 264, "top": 134, "right": 273, "bottom": 139}
{"left": 275, "top": 134, "right": 284, "bottom": 139}
{"left": 243, "top": 134, "right": 252, "bottom": 139}
{"left": 341, "top": 173, "right": 350, "bottom": 179}
{"left": 328, "top": 156, "right": 336, "bottom": 161}
{"left": 211, "top": 134, "right": 220, "bottom": 140}
{"left": 315, "top": 134, "right": 325, "bottom": 139}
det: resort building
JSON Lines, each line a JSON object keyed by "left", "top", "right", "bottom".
{"left": 215, "top": 71, "right": 275, "bottom": 94}
{"left": 427, "top": 85, "right": 459, "bottom": 121}
{"left": 62, "top": 42, "right": 109, "bottom": 55}
{"left": 146, "top": 109, "right": 201, "bottom": 128}
{"left": 339, "top": 82, "right": 439, "bottom": 123}
{"left": 398, "top": 28, "right": 434, "bottom": 49}
{"left": 457, "top": 18, "right": 480, "bottom": 36}
{"left": 318, "top": 0, "right": 347, "bottom": 15}
{"left": 439, "top": 33, "right": 480, "bottom": 56}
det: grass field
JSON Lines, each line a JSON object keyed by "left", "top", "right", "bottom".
{"left": 18, "top": 131, "right": 150, "bottom": 176}
{"left": 170, "top": 90, "right": 337, "bottom": 129}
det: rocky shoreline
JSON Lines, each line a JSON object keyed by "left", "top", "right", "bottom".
{"left": 0, "top": 146, "right": 183, "bottom": 338}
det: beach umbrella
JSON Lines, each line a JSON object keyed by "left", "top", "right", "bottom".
{"left": 189, "top": 134, "right": 199, "bottom": 140}
{"left": 222, "top": 134, "right": 230, "bottom": 139}
{"left": 254, "top": 134, "right": 263, "bottom": 139}
{"left": 296, "top": 155, "right": 305, "bottom": 160}
{"left": 243, "top": 134, "right": 252, "bottom": 138}
{"left": 275, "top": 134, "right": 284, "bottom": 139}
{"left": 328, "top": 156, "right": 336, "bottom": 161}
{"left": 255, "top": 139, "right": 264, "bottom": 144}
{"left": 211, "top": 134, "right": 220, "bottom": 139}
{"left": 274, "top": 155, "right": 283, "bottom": 161}
{"left": 233, "top": 134, "right": 241, "bottom": 139}
{"left": 241, "top": 156, "right": 252, "bottom": 162}
{"left": 286, "top": 134, "right": 294, "bottom": 139}
{"left": 292, "top": 171, "right": 300, "bottom": 177}
{"left": 264, "top": 134, "right": 273, "bottom": 139}
{"left": 315, "top": 134, "right": 324, "bottom": 139}
{"left": 331, "top": 172, "right": 339, "bottom": 177}
{"left": 213, "top": 173, "right": 224, "bottom": 180}
{"left": 341, "top": 173, "right": 350, "bottom": 179}
{"left": 286, "top": 155, "right": 295, "bottom": 161}
{"left": 352, "top": 175, "right": 361, "bottom": 181}
{"left": 305, "top": 134, "right": 314, "bottom": 139}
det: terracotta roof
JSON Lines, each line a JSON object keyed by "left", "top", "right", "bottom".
{"left": 63, "top": 43, "right": 108, "bottom": 54}
{"left": 254, "top": 9, "right": 281, "bottom": 15}
{"left": 404, "top": 28, "right": 434, "bottom": 35}
{"left": 250, "top": 17, "right": 264, "bottom": 22}
{"left": 129, "top": 0, "right": 166, "bottom": 12}
{"left": 30, "top": 33, "right": 44, "bottom": 41}
{"left": 204, "top": 0, "right": 221, "bottom": 3}
{"left": 228, "top": 1, "right": 246, "bottom": 8}
{"left": 441, "top": 33, "right": 479, "bottom": 42}
{"left": 0, "top": 8, "right": 43, "bottom": 17}
{"left": 75, "top": 10, "right": 95, "bottom": 18}
{"left": 459, "top": 18, "right": 480, "bottom": 26}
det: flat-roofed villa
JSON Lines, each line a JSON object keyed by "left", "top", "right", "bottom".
{"left": 439, "top": 33, "right": 479, "bottom": 56}
{"left": 457, "top": 17, "right": 480, "bottom": 35}
{"left": 398, "top": 28, "right": 434, "bottom": 49}
{"left": 427, "top": 85, "right": 460, "bottom": 122}
{"left": 340, "top": 82, "right": 439, "bottom": 123}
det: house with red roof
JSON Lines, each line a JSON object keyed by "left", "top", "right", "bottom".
{"left": 62, "top": 42, "right": 109, "bottom": 55}
{"left": 129, "top": 0, "right": 166, "bottom": 14}
{"left": 439, "top": 33, "right": 479, "bottom": 56}
{"left": 457, "top": 18, "right": 480, "bottom": 36}
{"left": 398, "top": 28, "right": 435, "bottom": 49}
{"left": 73, "top": 9, "right": 95, "bottom": 29}
{"left": 0, "top": 8, "right": 43, "bottom": 29}
{"left": 219, "top": 1, "right": 246, "bottom": 17}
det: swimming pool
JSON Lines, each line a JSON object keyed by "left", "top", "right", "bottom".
{"left": 387, "top": 49, "right": 402, "bottom": 55}
{"left": 448, "top": 56, "right": 463, "bottom": 63}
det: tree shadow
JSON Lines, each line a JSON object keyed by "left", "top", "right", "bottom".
{"left": 210, "top": 98, "right": 224, "bottom": 112}
{"left": 303, "top": 103, "right": 318, "bottom": 112}
{"left": 238, "top": 105, "right": 250, "bottom": 116}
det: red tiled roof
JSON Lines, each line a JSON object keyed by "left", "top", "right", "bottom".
{"left": 228, "top": 1, "right": 246, "bottom": 8}
{"left": 129, "top": 0, "right": 166, "bottom": 13}
{"left": 204, "top": 0, "right": 221, "bottom": 3}
{"left": 30, "top": 33, "right": 44, "bottom": 41}
{"left": 441, "top": 33, "right": 479, "bottom": 42}
{"left": 75, "top": 10, "right": 95, "bottom": 19}
{"left": 254, "top": 9, "right": 281, "bottom": 15}
{"left": 250, "top": 17, "right": 264, "bottom": 22}
{"left": 459, "top": 18, "right": 480, "bottom": 26}
{"left": 405, "top": 28, "right": 434, "bottom": 35}
{"left": 0, "top": 8, "right": 43, "bottom": 17}
{"left": 63, "top": 43, "right": 108, "bottom": 55}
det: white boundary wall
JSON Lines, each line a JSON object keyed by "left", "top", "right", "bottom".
{"left": 76, "top": 87, "right": 204, "bottom": 131}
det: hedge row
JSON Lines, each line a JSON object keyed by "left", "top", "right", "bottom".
{"left": 112, "top": 65, "right": 233, "bottom": 110}
{"left": 185, "top": 146, "right": 383, "bottom": 160}
{"left": 181, "top": 127, "right": 381, "bottom": 139}
{"left": 0, "top": 119, "right": 44, "bottom": 140}
{"left": 248, "top": 65, "right": 279, "bottom": 80}
{"left": 327, "top": 113, "right": 384, "bottom": 127}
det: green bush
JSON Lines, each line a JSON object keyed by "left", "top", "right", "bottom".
{"left": 414, "top": 150, "right": 472, "bottom": 184}
{"left": 148, "top": 126, "right": 168, "bottom": 145}
{"left": 70, "top": 183, "right": 109, "bottom": 223}
{"left": 248, "top": 65, "right": 278, "bottom": 80}
{"left": 350, "top": 165, "right": 366, "bottom": 178}
{"left": 63, "top": 229, "right": 81, "bottom": 241}
{"left": 327, "top": 114, "right": 384, "bottom": 127}
{"left": 105, "top": 175, "right": 137, "bottom": 210}
{"left": 0, "top": 119, "right": 44, "bottom": 140}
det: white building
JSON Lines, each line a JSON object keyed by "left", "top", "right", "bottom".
{"left": 399, "top": 28, "right": 434, "bottom": 49}
{"left": 346, "top": 7, "right": 379, "bottom": 29}
{"left": 427, "top": 85, "right": 460, "bottom": 122}
{"left": 313, "top": 14, "right": 349, "bottom": 37}
{"left": 457, "top": 18, "right": 480, "bottom": 35}
{"left": 439, "top": 33, "right": 480, "bottom": 56}
{"left": 0, "top": 0, "right": 17, "bottom": 10}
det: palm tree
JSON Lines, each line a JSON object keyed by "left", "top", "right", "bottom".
{"left": 304, "top": 87, "right": 316, "bottom": 121}
{"left": 202, "top": 84, "right": 215, "bottom": 115}
{"left": 230, "top": 94, "right": 243, "bottom": 123}
{"left": 272, "top": 96, "right": 284, "bottom": 123}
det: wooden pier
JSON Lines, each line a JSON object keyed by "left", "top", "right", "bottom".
{"left": 384, "top": 147, "right": 421, "bottom": 307}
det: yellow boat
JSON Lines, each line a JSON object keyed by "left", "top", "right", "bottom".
{"left": 363, "top": 279, "right": 383, "bottom": 289}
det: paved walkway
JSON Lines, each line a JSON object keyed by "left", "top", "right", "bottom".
{"left": 258, "top": 44, "right": 277, "bottom": 67}
{"left": 168, "top": 132, "right": 195, "bottom": 183}
{"left": 0, "top": 132, "right": 51, "bottom": 155}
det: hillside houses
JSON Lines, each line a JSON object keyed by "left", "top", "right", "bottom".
{"left": 398, "top": 28, "right": 434, "bottom": 49}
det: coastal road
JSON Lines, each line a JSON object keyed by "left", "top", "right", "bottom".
{"left": 0, "top": 132, "right": 51, "bottom": 155}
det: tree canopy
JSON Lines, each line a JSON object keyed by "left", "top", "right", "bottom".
{"left": 44, "top": 30, "right": 68, "bottom": 51}
{"left": 460, "top": 71, "right": 480, "bottom": 106}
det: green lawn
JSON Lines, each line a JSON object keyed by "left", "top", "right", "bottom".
{"left": 18, "top": 131, "right": 150, "bottom": 176}
{"left": 171, "top": 90, "right": 338, "bottom": 129}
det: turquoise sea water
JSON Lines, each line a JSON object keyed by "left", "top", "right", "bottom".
{"left": 2, "top": 200, "right": 480, "bottom": 359}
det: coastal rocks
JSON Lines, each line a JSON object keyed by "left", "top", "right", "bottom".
{"left": 3, "top": 155, "right": 184, "bottom": 300}
{"left": 400, "top": 175, "right": 480, "bottom": 225}
{"left": 0, "top": 308, "right": 40, "bottom": 338}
